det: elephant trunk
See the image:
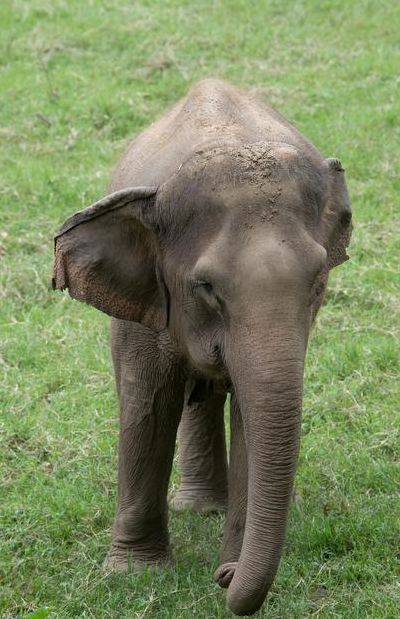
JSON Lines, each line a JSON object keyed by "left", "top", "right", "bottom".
{"left": 225, "top": 313, "right": 307, "bottom": 615}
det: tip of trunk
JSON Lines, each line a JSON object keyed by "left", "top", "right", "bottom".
{"left": 227, "top": 579, "right": 273, "bottom": 616}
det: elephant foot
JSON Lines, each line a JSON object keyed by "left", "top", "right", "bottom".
{"left": 103, "top": 545, "right": 172, "bottom": 573}
{"left": 214, "top": 562, "right": 237, "bottom": 588}
{"left": 169, "top": 489, "right": 227, "bottom": 514}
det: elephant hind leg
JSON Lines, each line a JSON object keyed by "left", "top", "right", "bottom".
{"left": 170, "top": 383, "right": 228, "bottom": 514}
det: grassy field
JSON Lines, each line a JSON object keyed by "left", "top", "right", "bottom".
{"left": 1, "top": 1, "right": 399, "bottom": 617}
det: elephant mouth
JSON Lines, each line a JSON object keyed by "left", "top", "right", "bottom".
{"left": 186, "top": 377, "right": 232, "bottom": 404}
{"left": 224, "top": 380, "right": 233, "bottom": 393}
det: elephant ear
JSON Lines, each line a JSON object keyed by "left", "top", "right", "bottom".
{"left": 52, "top": 186, "right": 168, "bottom": 331}
{"left": 319, "top": 157, "right": 353, "bottom": 270}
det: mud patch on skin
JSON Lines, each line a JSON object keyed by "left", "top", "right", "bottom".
{"left": 163, "top": 138, "right": 322, "bottom": 245}
{"left": 177, "top": 141, "right": 296, "bottom": 228}
{"left": 192, "top": 141, "right": 283, "bottom": 184}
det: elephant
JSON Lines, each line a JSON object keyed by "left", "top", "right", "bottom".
{"left": 52, "top": 79, "right": 352, "bottom": 616}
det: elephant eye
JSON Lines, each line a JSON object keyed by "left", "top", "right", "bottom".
{"left": 193, "top": 279, "right": 213, "bottom": 293}
{"left": 192, "top": 279, "right": 223, "bottom": 310}
{"left": 199, "top": 281, "right": 214, "bottom": 294}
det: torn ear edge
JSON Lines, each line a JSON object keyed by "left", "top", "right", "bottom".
{"left": 323, "top": 158, "right": 353, "bottom": 270}
{"left": 53, "top": 186, "right": 158, "bottom": 243}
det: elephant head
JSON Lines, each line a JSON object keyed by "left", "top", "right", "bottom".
{"left": 53, "top": 142, "right": 351, "bottom": 615}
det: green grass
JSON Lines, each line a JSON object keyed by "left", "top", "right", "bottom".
{"left": 1, "top": 0, "right": 399, "bottom": 617}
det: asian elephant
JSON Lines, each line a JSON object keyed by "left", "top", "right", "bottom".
{"left": 52, "top": 79, "right": 352, "bottom": 616}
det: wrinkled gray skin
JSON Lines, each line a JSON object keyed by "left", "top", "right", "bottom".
{"left": 53, "top": 79, "right": 352, "bottom": 616}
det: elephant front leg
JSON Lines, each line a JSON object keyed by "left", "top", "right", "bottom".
{"left": 170, "top": 385, "right": 228, "bottom": 514}
{"left": 104, "top": 325, "right": 185, "bottom": 572}
{"left": 215, "top": 394, "right": 247, "bottom": 587}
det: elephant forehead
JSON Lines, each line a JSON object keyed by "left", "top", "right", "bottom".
{"left": 160, "top": 142, "right": 325, "bottom": 264}
{"left": 175, "top": 141, "right": 324, "bottom": 213}
{"left": 183, "top": 141, "right": 297, "bottom": 182}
